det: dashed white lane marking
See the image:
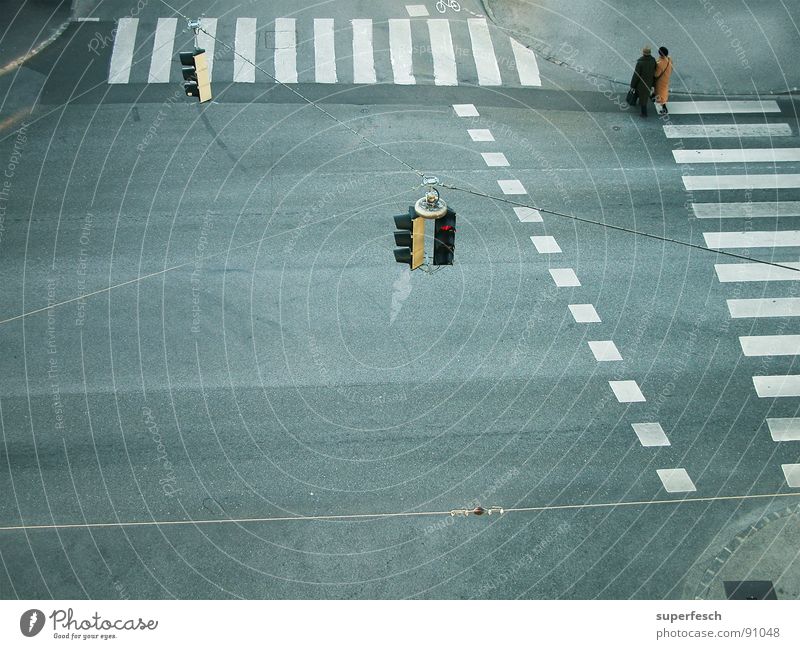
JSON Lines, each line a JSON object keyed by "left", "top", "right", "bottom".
{"left": 609, "top": 380, "right": 646, "bottom": 403}
{"left": 481, "top": 152, "right": 509, "bottom": 166}
{"left": 782, "top": 464, "right": 800, "bottom": 488}
{"left": 674, "top": 148, "right": 800, "bottom": 164}
{"left": 108, "top": 17, "right": 138, "bottom": 84}
{"left": 657, "top": 468, "right": 696, "bottom": 493}
{"left": 715, "top": 262, "right": 800, "bottom": 283}
{"left": 632, "top": 422, "right": 670, "bottom": 447}
{"left": 497, "top": 179, "right": 526, "bottom": 194}
{"left": 275, "top": 17, "right": 298, "bottom": 83}
{"left": 453, "top": 103, "right": 479, "bottom": 117}
{"left": 405, "top": 4, "right": 429, "bottom": 16}
{"left": 314, "top": 18, "right": 337, "bottom": 83}
{"left": 664, "top": 124, "right": 792, "bottom": 139}
{"left": 388, "top": 19, "right": 415, "bottom": 84}
{"left": 147, "top": 17, "right": 177, "bottom": 83}
{"left": 767, "top": 418, "right": 800, "bottom": 442}
{"left": 685, "top": 174, "right": 800, "bottom": 191}
{"left": 530, "top": 236, "right": 561, "bottom": 253}
{"left": 468, "top": 128, "right": 494, "bottom": 141}
{"left": 740, "top": 335, "right": 800, "bottom": 357}
{"left": 468, "top": 18, "right": 502, "bottom": 86}
{"left": 569, "top": 304, "right": 600, "bottom": 323}
{"left": 667, "top": 100, "right": 780, "bottom": 114}
{"left": 514, "top": 207, "right": 542, "bottom": 222}
{"left": 588, "top": 340, "right": 622, "bottom": 361}
{"left": 693, "top": 201, "right": 800, "bottom": 219}
{"left": 704, "top": 230, "right": 800, "bottom": 249}
{"left": 77, "top": 16, "right": 100, "bottom": 22}
{"left": 428, "top": 19, "right": 458, "bottom": 85}
{"left": 753, "top": 375, "right": 800, "bottom": 398}
{"left": 196, "top": 18, "right": 217, "bottom": 80}
{"left": 509, "top": 37, "right": 541, "bottom": 86}
{"left": 728, "top": 298, "right": 800, "bottom": 318}
{"left": 234, "top": 17, "right": 257, "bottom": 82}
{"left": 352, "top": 19, "right": 377, "bottom": 83}
{"left": 549, "top": 268, "right": 580, "bottom": 287}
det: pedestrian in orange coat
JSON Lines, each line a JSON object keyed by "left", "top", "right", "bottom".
{"left": 654, "top": 46, "right": 673, "bottom": 115}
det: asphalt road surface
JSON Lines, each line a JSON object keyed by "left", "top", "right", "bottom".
{"left": 0, "top": 0, "right": 799, "bottom": 599}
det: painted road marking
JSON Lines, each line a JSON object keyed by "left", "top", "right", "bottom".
{"left": 274, "top": 18, "right": 297, "bottom": 83}
{"left": 428, "top": 19, "right": 457, "bottom": 85}
{"left": 632, "top": 423, "right": 670, "bottom": 447}
{"left": 531, "top": 236, "right": 561, "bottom": 253}
{"left": 685, "top": 174, "right": 800, "bottom": 191}
{"left": 147, "top": 18, "right": 177, "bottom": 83}
{"left": 405, "top": 4, "right": 429, "bottom": 16}
{"left": 740, "top": 335, "right": 800, "bottom": 357}
{"left": 549, "top": 268, "right": 580, "bottom": 287}
{"left": 715, "top": 262, "right": 800, "bottom": 282}
{"left": 389, "top": 19, "right": 415, "bottom": 84}
{"left": 468, "top": 129, "right": 494, "bottom": 141}
{"left": 674, "top": 148, "right": 800, "bottom": 164}
{"left": 468, "top": 18, "right": 501, "bottom": 86}
{"left": 782, "top": 464, "right": 800, "bottom": 488}
{"left": 569, "top": 304, "right": 600, "bottom": 323}
{"left": 453, "top": 103, "right": 479, "bottom": 117}
{"left": 667, "top": 100, "right": 780, "bottom": 114}
{"left": 108, "top": 17, "right": 138, "bottom": 84}
{"left": 664, "top": 124, "right": 792, "bottom": 139}
{"left": 196, "top": 18, "right": 217, "bottom": 80}
{"left": 481, "top": 152, "right": 509, "bottom": 166}
{"left": 692, "top": 201, "right": 800, "bottom": 219}
{"left": 234, "top": 17, "right": 257, "bottom": 82}
{"left": 510, "top": 37, "right": 541, "bottom": 86}
{"left": 588, "top": 340, "right": 622, "bottom": 361}
{"left": 728, "top": 298, "right": 800, "bottom": 318}
{"left": 313, "top": 19, "right": 337, "bottom": 83}
{"left": 609, "top": 380, "right": 645, "bottom": 403}
{"left": 767, "top": 418, "right": 800, "bottom": 442}
{"left": 704, "top": 230, "right": 800, "bottom": 249}
{"left": 657, "top": 468, "right": 696, "bottom": 493}
{"left": 497, "top": 179, "right": 526, "bottom": 194}
{"left": 514, "top": 207, "right": 542, "bottom": 222}
{"left": 352, "top": 19, "right": 376, "bottom": 83}
{"left": 753, "top": 375, "right": 800, "bottom": 398}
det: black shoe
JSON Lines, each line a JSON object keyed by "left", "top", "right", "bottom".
{"left": 662, "top": 104, "right": 668, "bottom": 114}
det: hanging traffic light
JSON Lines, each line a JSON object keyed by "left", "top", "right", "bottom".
{"left": 393, "top": 208, "right": 425, "bottom": 270}
{"left": 179, "top": 48, "right": 211, "bottom": 102}
{"left": 432, "top": 208, "right": 456, "bottom": 265}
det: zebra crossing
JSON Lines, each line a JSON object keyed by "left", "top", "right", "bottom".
{"left": 106, "top": 16, "right": 541, "bottom": 87}
{"left": 669, "top": 99, "right": 800, "bottom": 488}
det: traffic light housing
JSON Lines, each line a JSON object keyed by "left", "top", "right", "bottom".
{"left": 393, "top": 208, "right": 425, "bottom": 270}
{"left": 432, "top": 208, "right": 456, "bottom": 265}
{"left": 180, "top": 48, "right": 212, "bottom": 102}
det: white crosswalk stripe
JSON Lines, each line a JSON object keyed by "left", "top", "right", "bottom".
{"left": 664, "top": 124, "right": 792, "bottom": 138}
{"left": 428, "top": 19, "right": 457, "bottom": 85}
{"left": 468, "top": 19, "right": 501, "bottom": 86}
{"left": 728, "top": 298, "right": 800, "bottom": 318}
{"left": 767, "top": 418, "right": 800, "bottom": 442}
{"left": 274, "top": 18, "right": 297, "bottom": 83}
{"left": 692, "top": 201, "right": 800, "bottom": 219}
{"left": 234, "top": 17, "right": 257, "bottom": 82}
{"left": 715, "top": 262, "right": 800, "bottom": 282}
{"left": 685, "top": 174, "right": 800, "bottom": 191}
{"left": 753, "top": 375, "right": 800, "bottom": 398}
{"left": 388, "top": 19, "right": 414, "bottom": 85}
{"left": 674, "top": 148, "right": 800, "bottom": 164}
{"left": 148, "top": 17, "right": 176, "bottom": 83}
{"left": 108, "top": 17, "right": 138, "bottom": 84}
{"left": 510, "top": 37, "right": 541, "bottom": 86}
{"left": 740, "top": 335, "right": 800, "bottom": 357}
{"left": 314, "top": 19, "right": 337, "bottom": 83}
{"left": 667, "top": 100, "right": 780, "bottom": 114}
{"left": 352, "top": 19, "right": 376, "bottom": 84}
{"left": 704, "top": 230, "right": 800, "bottom": 249}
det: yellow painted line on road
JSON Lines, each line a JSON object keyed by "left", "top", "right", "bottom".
{"left": 0, "top": 21, "right": 70, "bottom": 77}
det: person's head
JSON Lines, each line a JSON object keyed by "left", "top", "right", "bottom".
{"left": 658, "top": 46, "right": 669, "bottom": 57}
{"left": 642, "top": 46, "right": 652, "bottom": 56}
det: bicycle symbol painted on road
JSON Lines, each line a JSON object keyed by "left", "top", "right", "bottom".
{"left": 436, "top": 0, "right": 461, "bottom": 14}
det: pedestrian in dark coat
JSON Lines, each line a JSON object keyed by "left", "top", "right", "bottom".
{"left": 631, "top": 46, "right": 656, "bottom": 117}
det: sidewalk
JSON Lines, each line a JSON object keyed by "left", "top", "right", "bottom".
{"left": 483, "top": 0, "right": 799, "bottom": 96}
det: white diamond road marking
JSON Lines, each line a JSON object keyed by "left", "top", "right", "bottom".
{"left": 588, "top": 340, "right": 622, "bottom": 361}
{"left": 664, "top": 124, "right": 792, "bottom": 138}
{"left": 728, "top": 298, "right": 800, "bottom": 319}
{"left": 234, "top": 17, "right": 257, "bottom": 82}
{"left": 609, "top": 380, "right": 645, "bottom": 403}
{"left": 108, "top": 17, "right": 138, "bottom": 84}
{"left": 498, "top": 179, "right": 526, "bottom": 194}
{"left": 481, "top": 152, "right": 509, "bottom": 167}
{"left": 782, "top": 464, "right": 800, "bottom": 488}
{"left": 352, "top": 19, "right": 376, "bottom": 83}
{"left": 405, "top": 4, "right": 429, "bottom": 16}
{"left": 657, "top": 468, "right": 696, "bottom": 493}
{"left": 514, "top": 207, "right": 542, "bottom": 222}
{"left": 767, "top": 418, "right": 800, "bottom": 442}
{"left": 569, "top": 304, "right": 600, "bottom": 323}
{"left": 196, "top": 18, "right": 217, "bottom": 80}
{"left": 740, "top": 335, "right": 800, "bottom": 357}
{"left": 274, "top": 17, "right": 298, "bottom": 83}
{"left": 388, "top": 19, "right": 414, "bottom": 84}
{"left": 454, "top": 103, "right": 479, "bottom": 117}
{"left": 715, "top": 262, "right": 800, "bottom": 282}
{"left": 549, "top": 268, "right": 580, "bottom": 287}
{"left": 147, "top": 17, "right": 177, "bottom": 83}
{"left": 674, "top": 148, "right": 800, "bottom": 164}
{"left": 314, "top": 18, "right": 337, "bottom": 83}
{"left": 632, "top": 423, "right": 670, "bottom": 447}
{"left": 428, "top": 19, "right": 457, "bottom": 85}
{"left": 704, "top": 230, "right": 800, "bottom": 249}
{"left": 685, "top": 174, "right": 800, "bottom": 191}
{"left": 468, "top": 18, "right": 502, "bottom": 86}
{"left": 530, "top": 236, "right": 561, "bottom": 254}
{"left": 468, "top": 129, "right": 494, "bottom": 141}
{"left": 668, "top": 100, "right": 780, "bottom": 114}
{"left": 693, "top": 201, "right": 800, "bottom": 219}
{"left": 510, "top": 37, "right": 541, "bottom": 86}
{"left": 753, "top": 375, "right": 800, "bottom": 398}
